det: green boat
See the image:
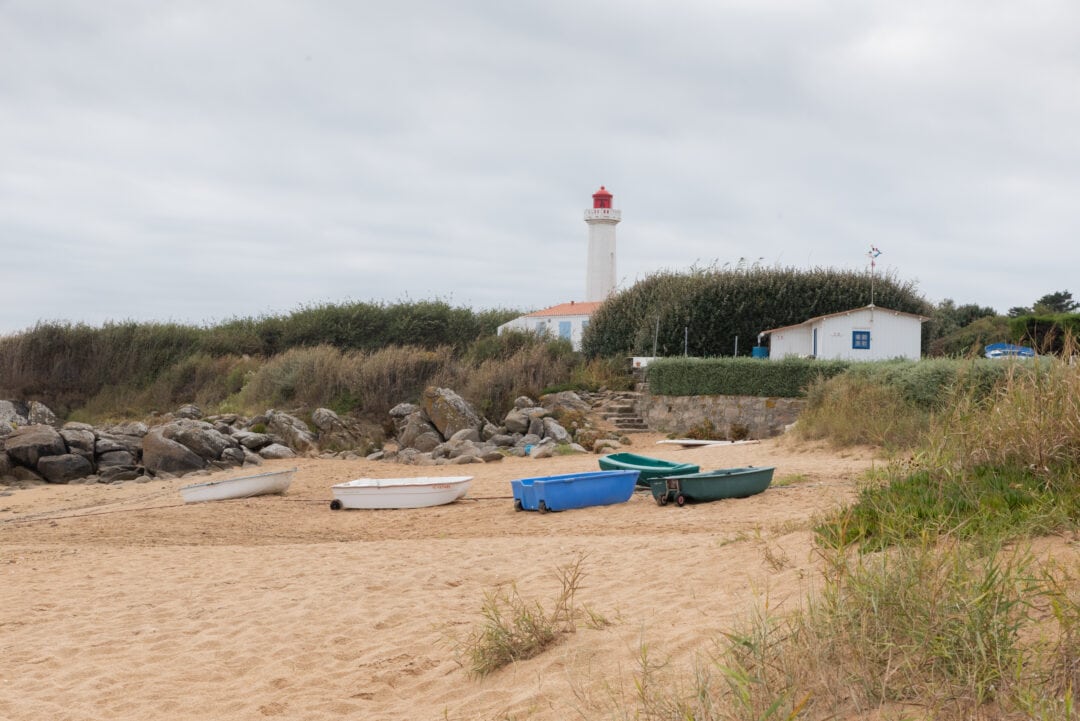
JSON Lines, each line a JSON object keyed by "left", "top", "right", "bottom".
{"left": 598, "top": 452, "right": 700, "bottom": 487}
{"left": 648, "top": 466, "right": 775, "bottom": 506}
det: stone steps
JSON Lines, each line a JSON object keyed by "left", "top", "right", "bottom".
{"left": 591, "top": 391, "right": 649, "bottom": 434}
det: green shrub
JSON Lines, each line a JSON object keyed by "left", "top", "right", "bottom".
{"left": 582, "top": 265, "right": 929, "bottom": 358}
{"left": 646, "top": 357, "right": 850, "bottom": 397}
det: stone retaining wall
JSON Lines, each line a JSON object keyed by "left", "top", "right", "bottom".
{"left": 637, "top": 394, "right": 805, "bottom": 439}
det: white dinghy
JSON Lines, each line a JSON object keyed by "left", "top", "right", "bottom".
{"left": 180, "top": 467, "right": 296, "bottom": 504}
{"left": 329, "top": 476, "right": 472, "bottom": 510}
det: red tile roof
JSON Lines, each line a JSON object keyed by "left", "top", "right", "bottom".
{"left": 526, "top": 301, "right": 603, "bottom": 318}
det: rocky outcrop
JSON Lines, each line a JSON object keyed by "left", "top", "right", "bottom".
{"left": 385, "top": 388, "right": 602, "bottom": 465}
{"left": 0, "top": 400, "right": 378, "bottom": 485}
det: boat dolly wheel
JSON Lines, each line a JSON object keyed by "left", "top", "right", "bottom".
{"left": 656, "top": 494, "right": 668, "bottom": 506}
{"left": 537, "top": 500, "right": 548, "bottom": 514}
{"left": 329, "top": 499, "right": 343, "bottom": 511}
{"left": 513, "top": 499, "right": 523, "bottom": 512}
{"left": 675, "top": 494, "right": 687, "bottom": 507}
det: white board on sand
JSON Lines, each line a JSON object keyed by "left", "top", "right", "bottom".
{"left": 656, "top": 439, "right": 761, "bottom": 448}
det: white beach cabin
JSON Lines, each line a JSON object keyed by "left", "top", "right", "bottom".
{"left": 497, "top": 301, "right": 601, "bottom": 351}
{"left": 759, "top": 304, "right": 927, "bottom": 361}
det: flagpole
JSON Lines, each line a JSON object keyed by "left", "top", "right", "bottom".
{"left": 867, "top": 246, "right": 881, "bottom": 307}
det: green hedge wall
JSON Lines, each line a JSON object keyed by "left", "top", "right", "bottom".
{"left": 646, "top": 357, "right": 851, "bottom": 397}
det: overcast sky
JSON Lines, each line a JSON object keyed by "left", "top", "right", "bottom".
{"left": 3, "top": 1, "right": 1079, "bottom": 335}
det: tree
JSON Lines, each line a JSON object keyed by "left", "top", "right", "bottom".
{"left": 1032, "top": 290, "right": 1078, "bottom": 314}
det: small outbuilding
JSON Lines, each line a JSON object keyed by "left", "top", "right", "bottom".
{"left": 759, "top": 304, "right": 927, "bottom": 361}
{"left": 497, "top": 301, "right": 602, "bottom": 351}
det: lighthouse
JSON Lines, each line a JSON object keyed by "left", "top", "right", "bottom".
{"left": 584, "top": 185, "right": 620, "bottom": 302}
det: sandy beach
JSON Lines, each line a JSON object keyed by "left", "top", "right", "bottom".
{"left": 1, "top": 435, "right": 877, "bottom": 720}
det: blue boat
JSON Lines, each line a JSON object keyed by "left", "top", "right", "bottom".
{"left": 511, "top": 470, "right": 639, "bottom": 513}
{"left": 984, "top": 342, "right": 1035, "bottom": 359}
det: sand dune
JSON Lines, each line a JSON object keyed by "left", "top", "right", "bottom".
{"left": 0, "top": 435, "right": 875, "bottom": 720}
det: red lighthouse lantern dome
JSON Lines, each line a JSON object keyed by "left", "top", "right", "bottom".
{"left": 592, "top": 185, "right": 613, "bottom": 209}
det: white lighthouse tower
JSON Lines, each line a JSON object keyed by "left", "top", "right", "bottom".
{"left": 584, "top": 185, "right": 620, "bottom": 302}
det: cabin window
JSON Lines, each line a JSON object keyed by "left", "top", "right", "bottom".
{"left": 852, "top": 330, "right": 871, "bottom": 349}
{"left": 558, "top": 321, "right": 572, "bottom": 340}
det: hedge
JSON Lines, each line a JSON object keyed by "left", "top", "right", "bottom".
{"left": 645, "top": 357, "right": 851, "bottom": 397}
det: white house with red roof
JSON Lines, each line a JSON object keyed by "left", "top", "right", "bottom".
{"left": 497, "top": 186, "right": 620, "bottom": 350}
{"left": 759, "top": 304, "right": 927, "bottom": 361}
{"left": 497, "top": 300, "right": 603, "bottom": 350}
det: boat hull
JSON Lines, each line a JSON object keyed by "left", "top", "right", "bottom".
{"left": 511, "top": 470, "right": 639, "bottom": 512}
{"left": 330, "top": 476, "right": 472, "bottom": 510}
{"left": 648, "top": 466, "right": 774, "bottom": 506}
{"left": 598, "top": 452, "right": 699, "bottom": 486}
{"left": 179, "top": 467, "right": 296, "bottom": 503}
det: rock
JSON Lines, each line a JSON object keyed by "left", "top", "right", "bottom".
{"left": 242, "top": 449, "right": 264, "bottom": 466}
{"left": 265, "top": 411, "right": 317, "bottom": 454}
{"left": 503, "top": 408, "right": 531, "bottom": 434}
{"left": 0, "top": 423, "right": 13, "bottom": 441}
{"left": 513, "top": 396, "right": 536, "bottom": 410}
{"left": 421, "top": 387, "right": 482, "bottom": 439}
{"left": 480, "top": 450, "right": 504, "bottom": 462}
{"left": 97, "top": 450, "right": 135, "bottom": 468}
{"left": 4, "top": 425, "right": 67, "bottom": 468}
{"left": 311, "top": 407, "right": 365, "bottom": 451}
{"left": 542, "top": 417, "right": 572, "bottom": 444}
{"left": 60, "top": 428, "right": 96, "bottom": 459}
{"left": 0, "top": 451, "right": 13, "bottom": 481}
{"left": 488, "top": 434, "right": 516, "bottom": 447}
{"left": 175, "top": 404, "right": 202, "bottom": 419}
{"left": 527, "top": 416, "right": 544, "bottom": 438}
{"left": 37, "top": 454, "right": 94, "bottom": 484}
{"left": 142, "top": 430, "right": 206, "bottom": 475}
{"left": 540, "top": 391, "right": 590, "bottom": 414}
{"left": 366, "top": 450, "right": 385, "bottom": 461}
{"left": 27, "top": 401, "right": 59, "bottom": 427}
{"left": 161, "top": 420, "right": 237, "bottom": 461}
{"left": 100, "top": 467, "right": 142, "bottom": 483}
{"left": 0, "top": 400, "right": 29, "bottom": 427}
{"left": 481, "top": 422, "right": 502, "bottom": 441}
{"left": 258, "top": 443, "right": 296, "bottom": 460}
{"left": 220, "top": 447, "right": 245, "bottom": 466}
{"left": 12, "top": 466, "right": 46, "bottom": 484}
{"left": 95, "top": 433, "right": 143, "bottom": 456}
{"left": 529, "top": 444, "right": 555, "bottom": 459}
{"left": 108, "top": 422, "right": 148, "bottom": 437}
{"left": 398, "top": 413, "right": 441, "bottom": 450}
{"left": 232, "top": 430, "right": 273, "bottom": 451}
{"left": 448, "top": 428, "right": 481, "bottom": 444}
{"left": 450, "top": 455, "right": 479, "bottom": 465}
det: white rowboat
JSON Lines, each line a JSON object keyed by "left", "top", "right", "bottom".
{"left": 329, "top": 476, "right": 472, "bottom": 510}
{"left": 179, "top": 467, "right": 296, "bottom": 504}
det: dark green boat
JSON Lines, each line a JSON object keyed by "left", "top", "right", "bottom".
{"left": 648, "top": 466, "right": 775, "bottom": 506}
{"left": 598, "top": 452, "right": 700, "bottom": 487}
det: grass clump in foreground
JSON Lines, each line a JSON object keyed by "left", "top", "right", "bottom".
{"left": 622, "top": 350, "right": 1080, "bottom": 720}
{"left": 459, "top": 555, "right": 608, "bottom": 678}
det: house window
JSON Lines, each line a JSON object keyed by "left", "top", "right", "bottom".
{"left": 535, "top": 321, "right": 546, "bottom": 335}
{"left": 558, "top": 321, "right": 572, "bottom": 340}
{"left": 852, "top": 330, "right": 871, "bottom": 349}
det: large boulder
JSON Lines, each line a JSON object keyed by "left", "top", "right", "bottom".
{"left": 0, "top": 451, "right": 13, "bottom": 481}
{"left": 542, "top": 417, "right": 572, "bottom": 444}
{"left": 265, "top": 411, "right": 317, "bottom": 454}
{"left": 95, "top": 433, "right": 143, "bottom": 456}
{"left": 38, "top": 454, "right": 94, "bottom": 484}
{"left": 503, "top": 408, "right": 531, "bottom": 434}
{"left": 311, "top": 407, "right": 363, "bottom": 450}
{"left": 142, "top": 430, "right": 206, "bottom": 475}
{"left": 4, "top": 425, "right": 67, "bottom": 468}
{"left": 540, "top": 391, "right": 591, "bottom": 414}
{"left": 421, "top": 387, "right": 482, "bottom": 439}
{"left": 0, "top": 401, "right": 29, "bottom": 427}
{"left": 97, "top": 450, "right": 135, "bottom": 468}
{"left": 27, "top": 401, "right": 59, "bottom": 427}
{"left": 161, "top": 420, "right": 237, "bottom": 461}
